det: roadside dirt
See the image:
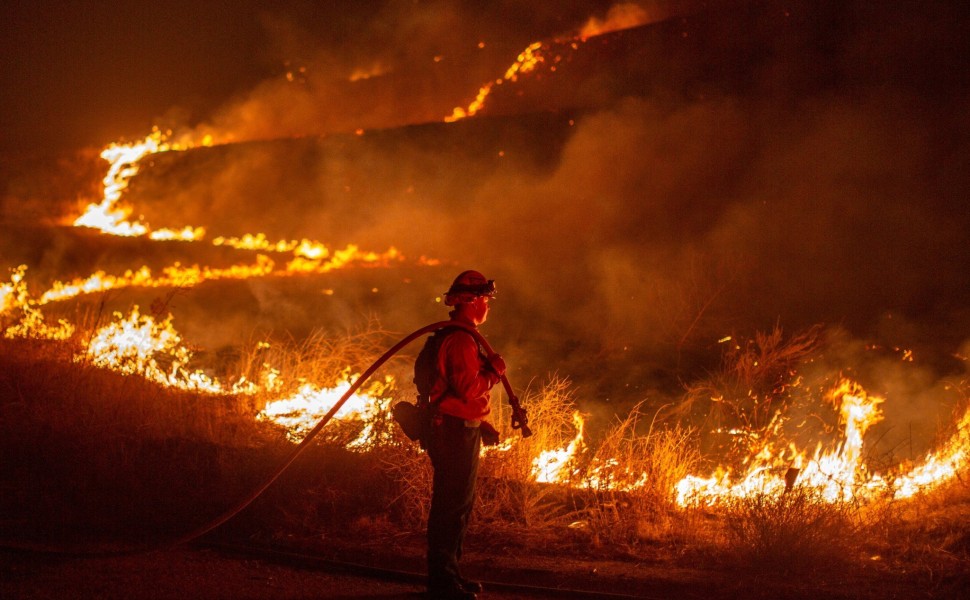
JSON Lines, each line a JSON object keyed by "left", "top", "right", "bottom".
{"left": 3, "top": 543, "right": 703, "bottom": 600}
{"left": 1, "top": 538, "right": 941, "bottom": 600}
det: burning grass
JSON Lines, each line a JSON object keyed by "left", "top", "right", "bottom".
{"left": 1, "top": 319, "right": 968, "bottom": 596}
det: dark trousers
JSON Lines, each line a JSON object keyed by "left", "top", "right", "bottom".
{"left": 427, "top": 414, "right": 481, "bottom": 588}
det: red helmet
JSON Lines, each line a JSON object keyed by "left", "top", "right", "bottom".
{"left": 444, "top": 270, "right": 496, "bottom": 306}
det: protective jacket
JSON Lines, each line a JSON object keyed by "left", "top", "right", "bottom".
{"left": 430, "top": 326, "right": 499, "bottom": 422}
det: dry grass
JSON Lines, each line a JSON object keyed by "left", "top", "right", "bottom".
{"left": 675, "top": 324, "right": 821, "bottom": 436}
{"left": 477, "top": 376, "right": 579, "bottom": 530}
{"left": 0, "top": 337, "right": 264, "bottom": 446}
{"left": 575, "top": 410, "right": 701, "bottom": 551}
{"left": 720, "top": 488, "right": 861, "bottom": 574}
{"left": 3, "top": 322, "right": 969, "bottom": 597}
{"left": 378, "top": 441, "right": 434, "bottom": 529}
{"left": 874, "top": 471, "right": 970, "bottom": 593}
{"left": 241, "top": 316, "right": 395, "bottom": 402}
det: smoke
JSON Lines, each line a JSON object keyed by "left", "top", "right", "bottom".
{"left": 579, "top": 1, "right": 669, "bottom": 38}
{"left": 162, "top": 2, "right": 528, "bottom": 143}
{"left": 116, "top": 2, "right": 969, "bottom": 394}
{"left": 153, "top": 1, "right": 709, "bottom": 146}
{"left": 8, "top": 0, "right": 963, "bottom": 428}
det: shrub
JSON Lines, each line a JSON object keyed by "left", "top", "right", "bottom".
{"left": 721, "top": 487, "right": 859, "bottom": 574}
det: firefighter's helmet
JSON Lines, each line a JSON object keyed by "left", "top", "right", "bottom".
{"left": 444, "top": 270, "right": 496, "bottom": 306}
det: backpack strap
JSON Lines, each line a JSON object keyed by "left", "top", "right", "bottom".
{"left": 416, "top": 325, "right": 489, "bottom": 407}
{"left": 414, "top": 325, "right": 459, "bottom": 406}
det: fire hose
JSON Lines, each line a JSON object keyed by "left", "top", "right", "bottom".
{"left": 171, "top": 319, "right": 530, "bottom": 547}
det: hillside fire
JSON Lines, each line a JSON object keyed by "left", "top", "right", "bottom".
{"left": 1, "top": 3, "right": 968, "bottom": 597}
{"left": 1, "top": 126, "right": 967, "bottom": 508}
{"left": 3, "top": 5, "right": 969, "bottom": 511}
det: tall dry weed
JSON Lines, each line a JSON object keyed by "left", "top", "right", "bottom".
{"left": 674, "top": 324, "right": 822, "bottom": 462}
{"left": 244, "top": 318, "right": 393, "bottom": 399}
{"left": 476, "top": 376, "right": 579, "bottom": 531}
{"left": 721, "top": 487, "right": 860, "bottom": 573}
{"left": 556, "top": 405, "right": 701, "bottom": 551}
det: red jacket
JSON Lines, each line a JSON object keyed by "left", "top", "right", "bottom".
{"left": 431, "top": 328, "right": 500, "bottom": 421}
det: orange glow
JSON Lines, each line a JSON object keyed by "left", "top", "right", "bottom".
{"left": 257, "top": 371, "right": 395, "bottom": 446}
{"left": 4, "top": 120, "right": 964, "bottom": 509}
{"left": 579, "top": 3, "right": 652, "bottom": 39}
{"left": 532, "top": 411, "right": 586, "bottom": 483}
{"left": 445, "top": 41, "right": 546, "bottom": 122}
{"left": 73, "top": 128, "right": 214, "bottom": 239}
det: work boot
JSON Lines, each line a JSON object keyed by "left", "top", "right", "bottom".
{"left": 427, "top": 581, "right": 477, "bottom": 600}
{"left": 458, "top": 576, "right": 483, "bottom": 594}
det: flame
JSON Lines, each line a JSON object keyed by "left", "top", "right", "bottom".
{"left": 349, "top": 62, "right": 388, "bottom": 82}
{"left": 1, "top": 126, "right": 407, "bottom": 314}
{"left": 675, "top": 379, "right": 887, "bottom": 505}
{"left": 532, "top": 411, "right": 586, "bottom": 483}
{"left": 893, "top": 405, "right": 970, "bottom": 498}
{"left": 256, "top": 372, "right": 394, "bottom": 446}
{"left": 9, "top": 110, "right": 968, "bottom": 512}
{"left": 4, "top": 303, "right": 75, "bottom": 341}
{"left": 1, "top": 279, "right": 396, "bottom": 450}
{"left": 149, "top": 226, "right": 207, "bottom": 241}
{"left": 33, "top": 242, "right": 402, "bottom": 307}
{"left": 74, "top": 304, "right": 394, "bottom": 442}
{"left": 1, "top": 266, "right": 27, "bottom": 316}
{"left": 65, "top": 129, "right": 409, "bottom": 294}
{"left": 445, "top": 41, "right": 546, "bottom": 123}
{"left": 444, "top": 7, "right": 664, "bottom": 125}
{"left": 285, "top": 245, "right": 402, "bottom": 274}
{"left": 9, "top": 243, "right": 970, "bottom": 503}
{"left": 83, "top": 306, "right": 225, "bottom": 393}
{"left": 37, "top": 257, "right": 276, "bottom": 305}
{"left": 73, "top": 128, "right": 213, "bottom": 239}
{"left": 2, "top": 265, "right": 75, "bottom": 340}
{"left": 519, "top": 377, "right": 968, "bottom": 507}
{"left": 4, "top": 295, "right": 393, "bottom": 449}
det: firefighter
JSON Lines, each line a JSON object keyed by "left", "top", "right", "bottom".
{"left": 425, "top": 270, "right": 505, "bottom": 600}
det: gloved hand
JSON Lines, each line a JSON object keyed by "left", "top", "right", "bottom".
{"left": 480, "top": 420, "right": 501, "bottom": 446}
{"left": 486, "top": 353, "right": 506, "bottom": 377}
